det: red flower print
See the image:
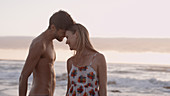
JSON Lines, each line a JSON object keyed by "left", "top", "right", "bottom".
{"left": 88, "top": 83, "right": 93, "bottom": 87}
{"left": 78, "top": 66, "right": 88, "bottom": 71}
{"left": 83, "top": 92, "right": 88, "bottom": 96}
{"left": 72, "top": 91, "right": 76, "bottom": 96}
{"left": 72, "top": 81, "right": 75, "bottom": 84}
{"left": 95, "top": 80, "right": 98, "bottom": 85}
{"left": 95, "top": 88, "right": 98, "bottom": 91}
{"left": 78, "top": 75, "right": 86, "bottom": 83}
{"left": 71, "top": 70, "right": 77, "bottom": 78}
{"left": 89, "top": 89, "right": 95, "bottom": 96}
{"left": 77, "top": 86, "right": 84, "bottom": 93}
{"left": 87, "top": 72, "right": 95, "bottom": 81}
{"left": 70, "top": 86, "right": 73, "bottom": 93}
{"left": 84, "top": 84, "right": 88, "bottom": 88}
{"left": 71, "top": 81, "right": 77, "bottom": 86}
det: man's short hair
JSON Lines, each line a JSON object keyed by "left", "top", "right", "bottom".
{"left": 48, "top": 10, "right": 74, "bottom": 30}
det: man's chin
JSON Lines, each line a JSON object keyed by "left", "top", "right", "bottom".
{"left": 58, "top": 39, "right": 63, "bottom": 42}
{"left": 70, "top": 47, "right": 76, "bottom": 50}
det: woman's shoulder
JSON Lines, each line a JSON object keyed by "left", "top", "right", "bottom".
{"left": 67, "top": 56, "right": 74, "bottom": 65}
{"left": 95, "top": 52, "right": 106, "bottom": 65}
{"left": 67, "top": 57, "right": 72, "bottom": 63}
{"left": 96, "top": 52, "right": 105, "bottom": 59}
{"left": 67, "top": 56, "right": 74, "bottom": 71}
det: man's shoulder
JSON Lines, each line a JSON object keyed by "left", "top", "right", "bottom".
{"left": 29, "top": 37, "right": 45, "bottom": 51}
{"left": 32, "top": 35, "right": 42, "bottom": 43}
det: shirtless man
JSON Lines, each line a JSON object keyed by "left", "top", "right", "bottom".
{"left": 19, "top": 10, "right": 74, "bottom": 96}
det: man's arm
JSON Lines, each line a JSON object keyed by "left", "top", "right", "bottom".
{"left": 97, "top": 53, "right": 107, "bottom": 96}
{"left": 19, "top": 42, "right": 44, "bottom": 96}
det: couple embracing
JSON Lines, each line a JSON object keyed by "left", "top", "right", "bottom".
{"left": 19, "top": 10, "right": 107, "bottom": 96}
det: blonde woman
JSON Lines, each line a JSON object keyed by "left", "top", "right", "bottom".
{"left": 65, "top": 24, "right": 107, "bottom": 96}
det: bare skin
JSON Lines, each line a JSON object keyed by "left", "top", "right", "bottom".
{"left": 65, "top": 31, "right": 107, "bottom": 96}
{"left": 19, "top": 26, "right": 65, "bottom": 96}
{"left": 66, "top": 50, "right": 107, "bottom": 96}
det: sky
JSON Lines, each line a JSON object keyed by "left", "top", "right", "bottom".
{"left": 0, "top": 0, "right": 170, "bottom": 38}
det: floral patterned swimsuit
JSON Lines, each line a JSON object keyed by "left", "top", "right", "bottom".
{"left": 67, "top": 53, "right": 99, "bottom": 96}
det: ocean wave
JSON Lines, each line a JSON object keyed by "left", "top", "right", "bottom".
{"left": 136, "top": 66, "right": 170, "bottom": 73}
{"left": 0, "top": 60, "right": 170, "bottom": 95}
{"left": 108, "top": 77, "right": 170, "bottom": 93}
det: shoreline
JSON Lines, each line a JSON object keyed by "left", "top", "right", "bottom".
{"left": 0, "top": 59, "right": 170, "bottom": 67}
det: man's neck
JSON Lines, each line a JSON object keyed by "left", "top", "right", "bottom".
{"left": 41, "top": 30, "right": 55, "bottom": 42}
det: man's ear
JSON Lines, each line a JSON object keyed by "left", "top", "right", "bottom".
{"left": 50, "top": 24, "right": 57, "bottom": 31}
{"left": 75, "top": 31, "right": 78, "bottom": 39}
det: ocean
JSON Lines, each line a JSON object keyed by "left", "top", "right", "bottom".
{"left": 0, "top": 60, "right": 170, "bottom": 96}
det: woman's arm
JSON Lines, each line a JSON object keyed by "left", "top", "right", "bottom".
{"left": 66, "top": 57, "right": 72, "bottom": 96}
{"left": 97, "top": 54, "right": 107, "bottom": 96}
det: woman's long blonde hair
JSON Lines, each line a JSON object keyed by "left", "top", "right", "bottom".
{"left": 67, "top": 23, "right": 97, "bottom": 60}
